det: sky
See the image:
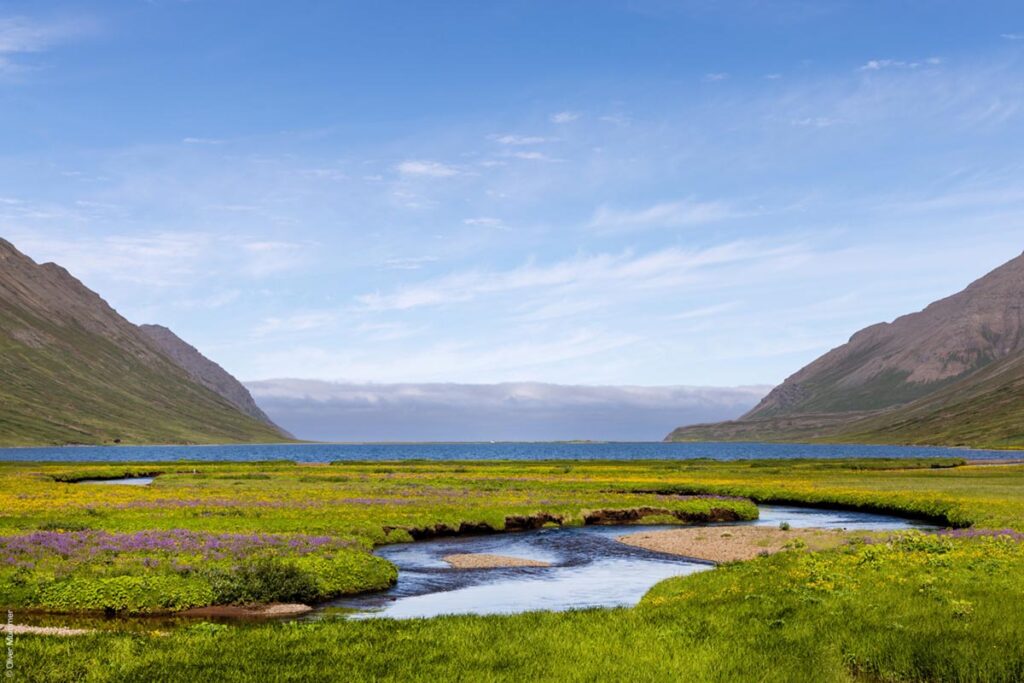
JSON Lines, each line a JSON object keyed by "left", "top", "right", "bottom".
{"left": 3, "top": 1, "right": 1024, "bottom": 389}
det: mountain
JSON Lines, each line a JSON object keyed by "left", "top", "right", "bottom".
{"left": 247, "top": 379, "right": 768, "bottom": 442}
{"left": 139, "top": 324, "right": 287, "bottom": 434}
{"left": 667, "top": 252, "right": 1024, "bottom": 447}
{"left": 834, "top": 349, "right": 1024, "bottom": 447}
{"left": 0, "top": 237, "right": 289, "bottom": 446}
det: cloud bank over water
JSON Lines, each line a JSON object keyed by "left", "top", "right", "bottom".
{"left": 247, "top": 380, "right": 768, "bottom": 442}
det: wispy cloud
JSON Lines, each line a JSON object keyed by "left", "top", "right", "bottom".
{"left": 395, "top": 160, "right": 460, "bottom": 177}
{"left": 249, "top": 329, "right": 642, "bottom": 383}
{"left": 355, "top": 242, "right": 790, "bottom": 312}
{"left": 354, "top": 321, "right": 423, "bottom": 342}
{"left": 182, "top": 137, "right": 225, "bottom": 145}
{"left": 510, "top": 297, "right": 606, "bottom": 323}
{"left": 0, "top": 15, "right": 91, "bottom": 75}
{"left": 703, "top": 72, "right": 729, "bottom": 82}
{"left": 588, "top": 199, "right": 740, "bottom": 231}
{"left": 509, "top": 150, "right": 559, "bottom": 162}
{"left": 10, "top": 232, "right": 214, "bottom": 286}
{"left": 1001, "top": 33, "right": 1024, "bottom": 41}
{"left": 0, "top": 16, "right": 81, "bottom": 53}
{"left": 463, "top": 217, "right": 504, "bottom": 228}
{"left": 790, "top": 116, "right": 842, "bottom": 128}
{"left": 242, "top": 241, "right": 307, "bottom": 276}
{"left": 491, "top": 134, "right": 552, "bottom": 145}
{"left": 858, "top": 57, "right": 942, "bottom": 71}
{"left": 9, "top": 232, "right": 308, "bottom": 287}
{"left": 254, "top": 311, "right": 337, "bottom": 336}
{"left": 383, "top": 256, "right": 438, "bottom": 270}
{"left": 868, "top": 182, "right": 1024, "bottom": 216}
{"left": 667, "top": 302, "right": 740, "bottom": 320}
{"left": 173, "top": 289, "right": 242, "bottom": 311}
{"left": 550, "top": 111, "right": 580, "bottom": 123}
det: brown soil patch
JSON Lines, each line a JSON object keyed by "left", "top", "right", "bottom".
{"left": 618, "top": 525, "right": 860, "bottom": 563}
{"left": 583, "top": 507, "right": 742, "bottom": 525}
{"left": 443, "top": 553, "right": 551, "bottom": 569}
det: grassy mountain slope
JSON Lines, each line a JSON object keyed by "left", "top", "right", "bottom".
{"left": 138, "top": 323, "right": 289, "bottom": 435}
{"left": 0, "top": 238, "right": 289, "bottom": 446}
{"left": 665, "top": 412, "right": 879, "bottom": 444}
{"left": 668, "top": 252, "right": 1024, "bottom": 447}
{"left": 834, "top": 351, "right": 1024, "bottom": 448}
{"left": 745, "top": 252, "right": 1024, "bottom": 419}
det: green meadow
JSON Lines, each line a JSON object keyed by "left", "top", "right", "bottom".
{"left": 5, "top": 457, "right": 1024, "bottom": 681}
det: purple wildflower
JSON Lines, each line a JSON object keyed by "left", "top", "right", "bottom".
{"left": 937, "top": 528, "right": 1024, "bottom": 542}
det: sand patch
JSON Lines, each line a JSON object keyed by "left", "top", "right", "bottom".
{"left": 618, "top": 526, "right": 858, "bottom": 563}
{"left": 443, "top": 553, "right": 551, "bottom": 569}
{"left": 181, "top": 603, "right": 313, "bottom": 618}
{"left": 1, "top": 624, "right": 93, "bottom": 637}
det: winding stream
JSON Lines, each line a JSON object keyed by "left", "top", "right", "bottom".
{"left": 324, "top": 505, "right": 937, "bottom": 620}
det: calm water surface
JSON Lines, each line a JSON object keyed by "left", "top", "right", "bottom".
{"left": 0, "top": 441, "right": 1011, "bottom": 462}
{"left": 75, "top": 477, "right": 154, "bottom": 486}
{"left": 325, "top": 505, "right": 936, "bottom": 620}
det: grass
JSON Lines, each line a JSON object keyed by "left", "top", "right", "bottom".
{"left": 4, "top": 457, "right": 1024, "bottom": 681}
{"left": 834, "top": 352, "right": 1024, "bottom": 449}
{"left": 0, "top": 459, "right": 757, "bottom": 613}
{"left": 0, "top": 304, "right": 288, "bottom": 447}
{"left": 18, "top": 533, "right": 1024, "bottom": 682}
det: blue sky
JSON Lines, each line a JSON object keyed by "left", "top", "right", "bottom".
{"left": 3, "top": 1, "right": 1024, "bottom": 386}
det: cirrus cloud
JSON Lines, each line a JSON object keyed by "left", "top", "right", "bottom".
{"left": 588, "top": 199, "right": 741, "bottom": 232}
{"left": 395, "top": 159, "right": 460, "bottom": 177}
{"left": 0, "top": 15, "right": 93, "bottom": 75}
{"left": 355, "top": 241, "right": 798, "bottom": 312}
{"left": 550, "top": 111, "right": 580, "bottom": 123}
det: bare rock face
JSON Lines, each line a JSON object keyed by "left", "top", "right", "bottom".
{"left": 746, "top": 252, "right": 1024, "bottom": 418}
{"left": 138, "top": 324, "right": 286, "bottom": 433}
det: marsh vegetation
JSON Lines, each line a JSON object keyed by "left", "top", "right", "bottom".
{"left": 4, "top": 457, "right": 1024, "bottom": 681}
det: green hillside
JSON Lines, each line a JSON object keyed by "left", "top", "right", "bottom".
{"left": 668, "top": 252, "right": 1024, "bottom": 448}
{"left": 834, "top": 353, "right": 1024, "bottom": 449}
{"left": 0, "top": 239, "right": 289, "bottom": 446}
{"left": 668, "top": 355, "right": 1024, "bottom": 449}
{"left": 665, "top": 412, "right": 874, "bottom": 444}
